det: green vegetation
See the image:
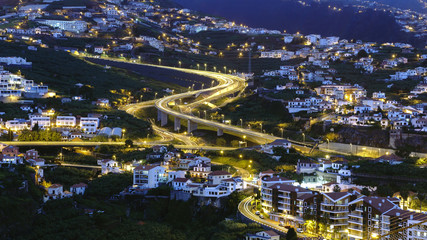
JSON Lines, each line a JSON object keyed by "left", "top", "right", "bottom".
{"left": 86, "top": 173, "right": 133, "bottom": 199}
{"left": 44, "top": 167, "right": 98, "bottom": 188}
{"left": 216, "top": 95, "right": 292, "bottom": 131}
{"left": 18, "top": 129, "right": 62, "bottom": 141}
{"left": 0, "top": 102, "right": 27, "bottom": 120}
{"left": 207, "top": 149, "right": 306, "bottom": 173}
{"left": 0, "top": 41, "right": 178, "bottom": 101}
{"left": 1, "top": 166, "right": 263, "bottom": 240}
{"left": 62, "top": 153, "right": 98, "bottom": 166}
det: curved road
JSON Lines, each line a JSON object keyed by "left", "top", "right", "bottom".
{"left": 239, "top": 196, "right": 288, "bottom": 234}
{"left": 239, "top": 196, "right": 313, "bottom": 239}
{"left": 154, "top": 69, "right": 280, "bottom": 145}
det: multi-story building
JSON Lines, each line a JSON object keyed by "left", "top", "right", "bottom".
{"left": 79, "top": 117, "right": 99, "bottom": 133}
{"left": 261, "top": 183, "right": 312, "bottom": 226}
{"left": 381, "top": 209, "right": 427, "bottom": 240}
{"left": 37, "top": 20, "right": 88, "bottom": 33}
{"left": 321, "top": 192, "right": 354, "bottom": 238}
{"left": 348, "top": 196, "right": 399, "bottom": 240}
{"left": 30, "top": 116, "right": 51, "bottom": 129}
{"left": 56, "top": 116, "right": 76, "bottom": 127}
{"left": 190, "top": 163, "right": 211, "bottom": 178}
{"left": 133, "top": 165, "right": 167, "bottom": 189}
{"left": 207, "top": 171, "right": 232, "bottom": 185}
{"left": 5, "top": 119, "right": 29, "bottom": 131}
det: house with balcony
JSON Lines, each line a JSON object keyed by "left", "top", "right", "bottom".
{"left": 207, "top": 171, "right": 232, "bottom": 185}
{"left": 347, "top": 196, "right": 399, "bottom": 240}
{"left": 261, "top": 183, "right": 312, "bottom": 227}
{"left": 320, "top": 192, "right": 354, "bottom": 238}
{"left": 133, "top": 164, "right": 167, "bottom": 189}
{"left": 189, "top": 162, "right": 211, "bottom": 178}
{"left": 380, "top": 209, "right": 427, "bottom": 239}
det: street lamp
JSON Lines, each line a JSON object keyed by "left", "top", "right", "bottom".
{"left": 178, "top": 61, "right": 182, "bottom": 68}
{"left": 122, "top": 129, "right": 126, "bottom": 138}
{"left": 221, "top": 114, "right": 225, "bottom": 122}
{"left": 154, "top": 92, "right": 158, "bottom": 99}
{"left": 204, "top": 110, "right": 207, "bottom": 119}
{"left": 240, "top": 118, "right": 243, "bottom": 127}
{"left": 224, "top": 66, "right": 227, "bottom": 73}
{"left": 158, "top": 58, "right": 162, "bottom": 65}
{"left": 197, "top": 63, "right": 200, "bottom": 70}
{"left": 260, "top": 123, "right": 263, "bottom": 132}
{"left": 280, "top": 128, "right": 284, "bottom": 138}
{"left": 214, "top": 66, "right": 217, "bottom": 72}
{"left": 204, "top": 63, "right": 207, "bottom": 71}
{"left": 302, "top": 133, "right": 305, "bottom": 143}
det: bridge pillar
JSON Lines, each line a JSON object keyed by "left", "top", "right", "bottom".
{"left": 217, "top": 128, "right": 223, "bottom": 136}
{"left": 187, "top": 120, "right": 197, "bottom": 132}
{"left": 157, "top": 109, "right": 162, "bottom": 122}
{"left": 174, "top": 117, "right": 181, "bottom": 131}
{"left": 160, "top": 111, "right": 168, "bottom": 126}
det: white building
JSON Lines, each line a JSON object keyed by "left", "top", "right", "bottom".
{"left": 70, "top": 183, "right": 88, "bottom": 195}
{"left": 5, "top": 119, "right": 29, "bottom": 131}
{"left": 30, "top": 116, "right": 51, "bottom": 129}
{"left": 133, "top": 165, "right": 167, "bottom": 189}
{"left": 37, "top": 20, "right": 88, "bottom": 33}
{"left": 56, "top": 116, "right": 76, "bottom": 127}
{"left": 80, "top": 117, "right": 99, "bottom": 133}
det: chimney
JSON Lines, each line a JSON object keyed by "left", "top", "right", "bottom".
{"left": 369, "top": 200, "right": 372, "bottom": 204}
{"left": 382, "top": 199, "right": 385, "bottom": 203}
{"left": 379, "top": 203, "right": 382, "bottom": 207}
{"left": 396, "top": 212, "right": 400, "bottom": 216}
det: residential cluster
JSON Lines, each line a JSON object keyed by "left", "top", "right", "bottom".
{"left": 0, "top": 64, "right": 50, "bottom": 100}
{"left": 259, "top": 170, "right": 427, "bottom": 240}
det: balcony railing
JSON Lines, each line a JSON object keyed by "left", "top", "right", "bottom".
{"left": 321, "top": 206, "right": 348, "bottom": 212}
{"left": 349, "top": 212, "right": 363, "bottom": 218}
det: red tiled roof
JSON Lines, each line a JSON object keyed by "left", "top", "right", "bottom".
{"left": 261, "top": 169, "right": 275, "bottom": 174}
{"left": 323, "top": 192, "right": 351, "bottom": 201}
{"left": 173, "top": 178, "right": 188, "bottom": 183}
{"left": 71, "top": 183, "right": 88, "bottom": 188}
{"left": 263, "top": 230, "right": 279, "bottom": 237}
{"left": 134, "top": 165, "right": 158, "bottom": 171}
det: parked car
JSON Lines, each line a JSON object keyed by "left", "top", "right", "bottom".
{"left": 255, "top": 211, "right": 260, "bottom": 215}
{"left": 297, "top": 228, "right": 303, "bottom": 233}
{"left": 259, "top": 215, "right": 264, "bottom": 219}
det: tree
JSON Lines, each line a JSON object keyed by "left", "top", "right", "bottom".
{"left": 361, "top": 187, "right": 370, "bottom": 196}
{"left": 400, "top": 190, "right": 409, "bottom": 208}
{"left": 231, "top": 140, "right": 240, "bottom": 148}
{"left": 216, "top": 138, "right": 226, "bottom": 146}
{"left": 286, "top": 228, "right": 298, "bottom": 240}
{"left": 125, "top": 139, "right": 133, "bottom": 148}
{"left": 356, "top": 49, "right": 368, "bottom": 59}
{"left": 333, "top": 185, "right": 341, "bottom": 192}
{"left": 32, "top": 122, "right": 39, "bottom": 132}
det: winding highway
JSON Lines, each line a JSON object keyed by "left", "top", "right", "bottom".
{"left": 153, "top": 68, "right": 281, "bottom": 145}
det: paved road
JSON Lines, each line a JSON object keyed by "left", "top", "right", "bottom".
{"left": 239, "top": 196, "right": 288, "bottom": 234}
{"left": 239, "top": 196, "right": 315, "bottom": 239}
{"left": 154, "top": 70, "right": 280, "bottom": 145}
{"left": 60, "top": 163, "right": 101, "bottom": 169}
{"left": 0, "top": 141, "right": 236, "bottom": 151}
